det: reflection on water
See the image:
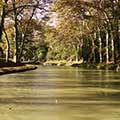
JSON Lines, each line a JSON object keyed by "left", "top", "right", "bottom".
{"left": 0, "top": 66, "right": 120, "bottom": 120}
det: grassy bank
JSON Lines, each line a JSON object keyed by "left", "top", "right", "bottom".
{"left": 43, "top": 60, "right": 83, "bottom": 66}
{"left": 43, "top": 60, "right": 120, "bottom": 71}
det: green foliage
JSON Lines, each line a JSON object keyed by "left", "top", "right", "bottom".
{"left": 36, "top": 44, "right": 48, "bottom": 62}
{"left": 0, "top": 0, "right": 120, "bottom": 64}
{"left": 48, "top": 0, "right": 120, "bottom": 63}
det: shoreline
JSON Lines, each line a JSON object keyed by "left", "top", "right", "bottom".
{"left": 43, "top": 60, "right": 120, "bottom": 71}
{"left": 0, "top": 64, "right": 37, "bottom": 75}
{"left": 0, "top": 60, "right": 119, "bottom": 75}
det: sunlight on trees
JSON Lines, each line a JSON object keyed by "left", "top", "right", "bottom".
{"left": 0, "top": 0, "right": 119, "bottom": 65}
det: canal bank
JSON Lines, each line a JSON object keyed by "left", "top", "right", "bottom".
{"left": 0, "top": 64, "right": 37, "bottom": 75}
{"left": 43, "top": 60, "right": 120, "bottom": 71}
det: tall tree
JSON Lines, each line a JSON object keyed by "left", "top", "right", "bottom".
{"left": 0, "top": 0, "right": 8, "bottom": 42}
{"left": 51, "top": 0, "right": 120, "bottom": 63}
{"left": 3, "top": 0, "right": 50, "bottom": 63}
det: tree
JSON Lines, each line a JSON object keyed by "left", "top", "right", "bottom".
{"left": 50, "top": 0, "right": 120, "bottom": 64}
{"left": 0, "top": 0, "right": 8, "bottom": 42}
{"left": 1, "top": 0, "right": 50, "bottom": 63}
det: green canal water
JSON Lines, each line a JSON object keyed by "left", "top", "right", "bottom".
{"left": 0, "top": 66, "right": 120, "bottom": 120}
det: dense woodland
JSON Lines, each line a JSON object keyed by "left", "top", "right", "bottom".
{"left": 0, "top": 0, "right": 120, "bottom": 66}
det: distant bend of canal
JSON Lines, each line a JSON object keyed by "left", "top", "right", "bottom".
{"left": 0, "top": 66, "right": 120, "bottom": 120}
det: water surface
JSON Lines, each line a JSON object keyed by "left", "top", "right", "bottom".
{"left": 0, "top": 66, "right": 120, "bottom": 120}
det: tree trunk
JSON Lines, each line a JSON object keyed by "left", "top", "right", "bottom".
{"left": 12, "top": 0, "right": 19, "bottom": 63}
{"left": 98, "top": 27, "right": 102, "bottom": 63}
{"left": 92, "top": 32, "right": 96, "bottom": 63}
{"left": 106, "top": 30, "right": 109, "bottom": 64}
{"left": 74, "top": 44, "right": 79, "bottom": 62}
{"left": 110, "top": 31, "right": 115, "bottom": 63}
{"left": 0, "top": 0, "right": 8, "bottom": 42}
{"left": 3, "top": 28, "right": 10, "bottom": 62}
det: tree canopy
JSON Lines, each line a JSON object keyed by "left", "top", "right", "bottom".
{"left": 0, "top": 0, "right": 120, "bottom": 65}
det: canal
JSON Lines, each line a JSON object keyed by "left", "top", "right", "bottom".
{"left": 0, "top": 66, "right": 120, "bottom": 120}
